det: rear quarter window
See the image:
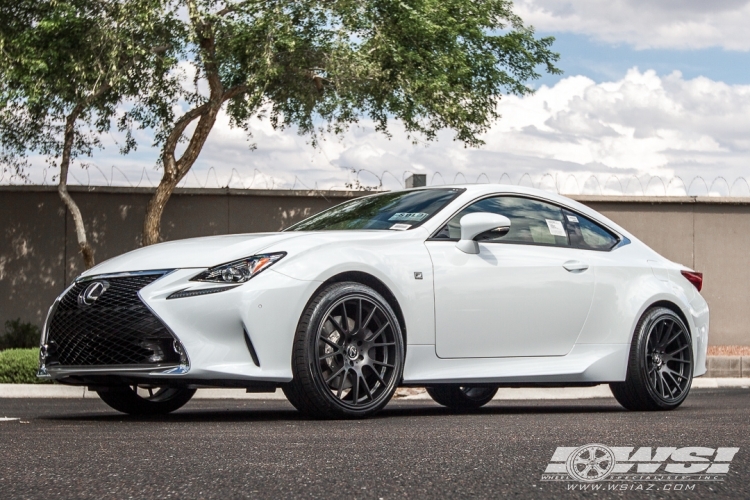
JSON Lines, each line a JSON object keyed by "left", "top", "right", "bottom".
{"left": 563, "top": 210, "right": 619, "bottom": 251}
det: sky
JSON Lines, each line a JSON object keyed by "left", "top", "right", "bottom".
{"left": 12, "top": 0, "right": 750, "bottom": 196}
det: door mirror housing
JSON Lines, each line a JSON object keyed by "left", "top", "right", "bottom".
{"left": 456, "top": 212, "right": 511, "bottom": 254}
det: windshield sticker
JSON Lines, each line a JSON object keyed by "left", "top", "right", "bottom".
{"left": 388, "top": 212, "right": 428, "bottom": 222}
{"left": 567, "top": 215, "right": 579, "bottom": 223}
{"left": 390, "top": 223, "right": 412, "bottom": 231}
{"left": 546, "top": 219, "right": 567, "bottom": 237}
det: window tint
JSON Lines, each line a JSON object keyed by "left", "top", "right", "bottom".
{"left": 562, "top": 210, "right": 618, "bottom": 251}
{"left": 435, "top": 196, "right": 570, "bottom": 247}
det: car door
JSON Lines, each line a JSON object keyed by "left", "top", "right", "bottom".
{"left": 426, "top": 195, "right": 596, "bottom": 358}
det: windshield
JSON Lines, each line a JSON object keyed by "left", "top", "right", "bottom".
{"left": 286, "top": 188, "right": 465, "bottom": 231}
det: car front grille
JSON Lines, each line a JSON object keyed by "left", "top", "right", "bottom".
{"left": 45, "top": 272, "right": 182, "bottom": 366}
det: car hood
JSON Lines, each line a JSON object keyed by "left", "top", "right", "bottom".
{"left": 80, "top": 232, "right": 309, "bottom": 277}
{"left": 80, "top": 229, "right": 425, "bottom": 278}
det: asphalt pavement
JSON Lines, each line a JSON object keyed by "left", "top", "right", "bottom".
{"left": 1, "top": 389, "right": 748, "bottom": 499}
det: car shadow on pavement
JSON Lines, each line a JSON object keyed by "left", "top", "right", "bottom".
{"left": 39, "top": 400, "right": 626, "bottom": 423}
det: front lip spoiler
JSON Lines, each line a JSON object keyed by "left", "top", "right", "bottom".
{"left": 45, "top": 364, "right": 187, "bottom": 377}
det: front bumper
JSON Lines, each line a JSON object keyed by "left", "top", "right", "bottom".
{"left": 40, "top": 268, "right": 321, "bottom": 387}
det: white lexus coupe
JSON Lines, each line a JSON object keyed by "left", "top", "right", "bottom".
{"left": 39, "top": 185, "right": 709, "bottom": 418}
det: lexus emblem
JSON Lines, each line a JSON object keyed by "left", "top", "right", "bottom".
{"left": 78, "top": 281, "right": 109, "bottom": 306}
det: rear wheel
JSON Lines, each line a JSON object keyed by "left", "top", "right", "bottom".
{"left": 283, "top": 282, "right": 405, "bottom": 419}
{"left": 610, "top": 307, "right": 693, "bottom": 411}
{"left": 426, "top": 385, "right": 498, "bottom": 410}
{"left": 96, "top": 385, "right": 196, "bottom": 415}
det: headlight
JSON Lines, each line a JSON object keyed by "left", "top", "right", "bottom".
{"left": 191, "top": 252, "right": 286, "bottom": 283}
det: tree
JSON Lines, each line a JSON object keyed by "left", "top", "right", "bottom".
{"left": 136, "top": 0, "right": 560, "bottom": 245}
{"left": 0, "top": 0, "right": 181, "bottom": 267}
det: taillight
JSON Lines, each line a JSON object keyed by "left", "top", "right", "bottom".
{"left": 681, "top": 270, "right": 703, "bottom": 292}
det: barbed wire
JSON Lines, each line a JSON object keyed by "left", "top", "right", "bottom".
{"left": 2, "top": 164, "right": 749, "bottom": 197}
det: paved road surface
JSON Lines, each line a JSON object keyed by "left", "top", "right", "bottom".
{"left": 1, "top": 389, "right": 748, "bottom": 499}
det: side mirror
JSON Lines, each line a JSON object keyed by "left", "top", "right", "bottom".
{"left": 456, "top": 212, "right": 511, "bottom": 254}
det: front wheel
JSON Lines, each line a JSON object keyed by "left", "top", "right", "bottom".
{"left": 283, "top": 282, "right": 405, "bottom": 419}
{"left": 610, "top": 307, "right": 693, "bottom": 411}
{"left": 96, "top": 385, "right": 196, "bottom": 415}
{"left": 427, "top": 385, "right": 498, "bottom": 410}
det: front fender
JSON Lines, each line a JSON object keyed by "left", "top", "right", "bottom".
{"left": 270, "top": 236, "right": 436, "bottom": 345}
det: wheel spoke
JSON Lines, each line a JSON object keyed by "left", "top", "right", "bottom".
{"left": 319, "top": 335, "right": 341, "bottom": 350}
{"left": 656, "top": 373, "right": 667, "bottom": 398}
{"left": 371, "top": 342, "right": 395, "bottom": 347}
{"left": 669, "top": 358, "right": 691, "bottom": 364}
{"left": 368, "top": 365, "right": 386, "bottom": 387}
{"left": 360, "top": 375, "right": 373, "bottom": 401}
{"left": 659, "top": 321, "right": 671, "bottom": 346}
{"left": 662, "top": 330, "right": 682, "bottom": 350}
{"left": 336, "top": 368, "right": 348, "bottom": 398}
{"left": 366, "top": 322, "right": 390, "bottom": 342}
{"left": 351, "top": 371, "right": 360, "bottom": 404}
{"left": 664, "top": 370, "right": 682, "bottom": 392}
{"left": 327, "top": 317, "right": 347, "bottom": 338}
{"left": 664, "top": 367, "right": 686, "bottom": 380}
{"left": 361, "top": 306, "right": 378, "bottom": 334}
{"left": 325, "top": 365, "right": 345, "bottom": 385}
{"left": 319, "top": 350, "right": 339, "bottom": 361}
{"left": 372, "top": 360, "right": 395, "bottom": 368}
{"left": 667, "top": 344, "right": 689, "bottom": 356}
{"left": 356, "top": 299, "right": 363, "bottom": 335}
{"left": 338, "top": 302, "right": 350, "bottom": 335}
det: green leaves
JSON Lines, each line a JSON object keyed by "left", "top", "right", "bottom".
{"left": 178, "top": 0, "right": 560, "bottom": 148}
{"left": 0, "top": 0, "right": 183, "bottom": 174}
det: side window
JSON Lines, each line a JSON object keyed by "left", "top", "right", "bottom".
{"left": 436, "top": 196, "right": 570, "bottom": 247}
{"left": 562, "top": 209, "right": 618, "bottom": 251}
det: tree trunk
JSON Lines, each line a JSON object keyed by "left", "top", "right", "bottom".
{"left": 141, "top": 93, "right": 240, "bottom": 246}
{"left": 140, "top": 14, "right": 250, "bottom": 247}
{"left": 58, "top": 105, "right": 95, "bottom": 269}
{"left": 142, "top": 173, "right": 179, "bottom": 246}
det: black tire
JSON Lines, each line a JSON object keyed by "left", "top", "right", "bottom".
{"left": 96, "top": 386, "right": 196, "bottom": 415}
{"left": 283, "top": 282, "right": 405, "bottom": 419}
{"left": 426, "top": 385, "right": 498, "bottom": 410}
{"left": 610, "top": 307, "right": 693, "bottom": 411}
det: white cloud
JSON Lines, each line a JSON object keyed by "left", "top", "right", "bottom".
{"left": 513, "top": 0, "right": 750, "bottom": 50}
{"left": 13, "top": 69, "right": 750, "bottom": 197}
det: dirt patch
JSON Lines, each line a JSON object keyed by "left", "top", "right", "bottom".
{"left": 707, "top": 345, "right": 750, "bottom": 356}
{"left": 393, "top": 387, "right": 426, "bottom": 398}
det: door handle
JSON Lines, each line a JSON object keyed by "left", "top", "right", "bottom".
{"left": 563, "top": 260, "right": 589, "bottom": 272}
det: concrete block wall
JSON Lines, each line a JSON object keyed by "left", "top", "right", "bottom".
{"left": 705, "top": 356, "right": 750, "bottom": 378}
{"left": 1, "top": 187, "right": 749, "bottom": 347}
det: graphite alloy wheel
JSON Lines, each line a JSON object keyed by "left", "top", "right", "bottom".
{"left": 283, "top": 282, "right": 405, "bottom": 419}
{"left": 96, "top": 385, "right": 196, "bottom": 415}
{"left": 426, "top": 385, "right": 498, "bottom": 410}
{"left": 610, "top": 307, "right": 693, "bottom": 411}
